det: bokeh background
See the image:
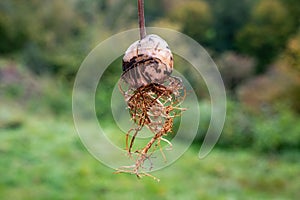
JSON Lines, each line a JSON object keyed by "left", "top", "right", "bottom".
{"left": 1, "top": 0, "right": 299, "bottom": 199}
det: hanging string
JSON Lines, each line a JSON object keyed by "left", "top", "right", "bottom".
{"left": 138, "top": 0, "right": 146, "bottom": 39}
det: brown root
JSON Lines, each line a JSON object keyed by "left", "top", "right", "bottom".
{"left": 116, "top": 76, "right": 186, "bottom": 179}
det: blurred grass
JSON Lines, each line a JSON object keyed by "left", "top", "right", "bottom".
{"left": 0, "top": 111, "right": 299, "bottom": 200}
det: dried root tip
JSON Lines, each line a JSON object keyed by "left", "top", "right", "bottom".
{"left": 114, "top": 153, "right": 158, "bottom": 181}
{"left": 114, "top": 168, "right": 160, "bottom": 182}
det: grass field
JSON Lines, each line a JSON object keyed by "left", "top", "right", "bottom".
{"left": 1, "top": 111, "right": 299, "bottom": 200}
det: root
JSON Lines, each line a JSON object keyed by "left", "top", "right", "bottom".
{"left": 117, "top": 76, "right": 186, "bottom": 179}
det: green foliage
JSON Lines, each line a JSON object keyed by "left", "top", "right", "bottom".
{"left": 0, "top": 58, "right": 71, "bottom": 116}
{"left": 1, "top": 0, "right": 298, "bottom": 78}
{"left": 144, "top": 0, "right": 166, "bottom": 22}
{"left": 216, "top": 100, "right": 300, "bottom": 152}
{"left": 253, "top": 108, "right": 300, "bottom": 152}
{"left": 178, "top": 99, "right": 300, "bottom": 153}
{"left": 36, "top": 78, "right": 71, "bottom": 115}
{"left": 169, "top": 1, "right": 213, "bottom": 46}
{"left": 95, "top": 58, "right": 122, "bottom": 123}
{"left": 0, "top": 0, "right": 106, "bottom": 76}
{"left": 217, "top": 100, "right": 254, "bottom": 149}
{"left": 236, "top": 0, "right": 295, "bottom": 72}
{"left": 284, "top": 32, "right": 300, "bottom": 72}
{"left": 279, "top": 0, "right": 300, "bottom": 30}
{"left": 0, "top": 1, "right": 30, "bottom": 53}
{"left": 207, "top": 0, "right": 254, "bottom": 51}
{"left": 277, "top": 32, "right": 300, "bottom": 112}
{"left": 236, "top": 31, "right": 300, "bottom": 113}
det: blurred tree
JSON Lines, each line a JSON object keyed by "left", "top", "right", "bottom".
{"left": 104, "top": 1, "right": 135, "bottom": 30}
{"left": 216, "top": 52, "right": 255, "bottom": 90}
{"left": 104, "top": 0, "right": 171, "bottom": 30}
{"left": 144, "top": 0, "right": 166, "bottom": 22}
{"left": 277, "top": 32, "right": 300, "bottom": 112}
{"left": 279, "top": 0, "right": 300, "bottom": 32}
{"left": 169, "top": 1, "right": 213, "bottom": 47}
{"left": 237, "top": 31, "right": 300, "bottom": 113}
{"left": 283, "top": 33, "right": 300, "bottom": 73}
{"left": 253, "top": 107, "right": 300, "bottom": 152}
{"left": 0, "top": 0, "right": 30, "bottom": 53}
{"left": 0, "top": 0, "right": 102, "bottom": 77}
{"left": 25, "top": 0, "right": 89, "bottom": 75}
{"left": 236, "top": 0, "right": 295, "bottom": 73}
{"left": 207, "top": 0, "right": 254, "bottom": 52}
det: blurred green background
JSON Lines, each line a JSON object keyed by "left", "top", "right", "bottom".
{"left": 1, "top": 0, "right": 300, "bottom": 199}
